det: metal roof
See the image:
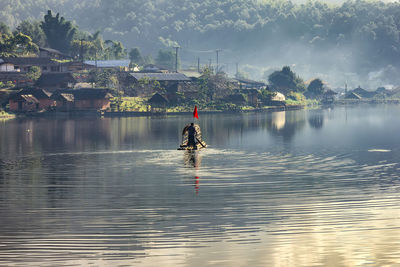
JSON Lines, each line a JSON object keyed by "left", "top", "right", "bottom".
{"left": 129, "top": 72, "right": 191, "bottom": 81}
{"left": 84, "top": 60, "right": 130, "bottom": 68}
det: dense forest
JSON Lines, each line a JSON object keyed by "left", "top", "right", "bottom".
{"left": 1, "top": 0, "right": 400, "bottom": 88}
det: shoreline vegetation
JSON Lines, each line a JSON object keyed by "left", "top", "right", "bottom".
{"left": 0, "top": 110, "right": 15, "bottom": 119}
{"left": 5, "top": 98, "right": 400, "bottom": 119}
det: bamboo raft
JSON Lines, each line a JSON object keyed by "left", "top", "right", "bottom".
{"left": 178, "top": 123, "right": 207, "bottom": 150}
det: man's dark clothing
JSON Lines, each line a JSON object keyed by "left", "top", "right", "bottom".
{"left": 187, "top": 125, "right": 197, "bottom": 147}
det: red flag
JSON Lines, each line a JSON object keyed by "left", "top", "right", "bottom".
{"left": 193, "top": 105, "right": 199, "bottom": 119}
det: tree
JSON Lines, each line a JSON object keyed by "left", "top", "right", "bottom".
{"left": 306, "top": 78, "right": 324, "bottom": 99}
{"left": 0, "top": 32, "right": 38, "bottom": 57}
{"left": 70, "top": 39, "right": 97, "bottom": 60}
{"left": 268, "top": 66, "right": 305, "bottom": 95}
{"left": 129, "top": 47, "right": 143, "bottom": 65}
{"left": 0, "top": 22, "right": 11, "bottom": 35}
{"left": 40, "top": 10, "right": 77, "bottom": 53}
{"left": 104, "top": 40, "right": 126, "bottom": 59}
{"left": 155, "top": 49, "right": 175, "bottom": 70}
{"left": 14, "top": 20, "right": 46, "bottom": 47}
{"left": 26, "top": 66, "right": 41, "bottom": 81}
{"left": 235, "top": 70, "right": 250, "bottom": 80}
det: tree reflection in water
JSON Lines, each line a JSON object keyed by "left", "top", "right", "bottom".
{"left": 308, "top": 110, "right": 325, "bottom": 129}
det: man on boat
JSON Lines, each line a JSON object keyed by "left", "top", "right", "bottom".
{"left": 187, "top": 123, "right": 197, "bottom": 148}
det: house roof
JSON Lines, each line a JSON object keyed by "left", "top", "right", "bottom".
{"left": 13, "top": 94, "right": 39, "bottom": 103}
{"left": 178, "top": 70, "right": 202, "bottom": 78}
{"left": 58, "top": 93, "right": 75, "bottom": 102}
{"left": 51, "top": 88, "right": 113, "bottom": 100}
{"left": 353, "top": 87, "right": 375, "bottom": 98}
{"left": 324, "top": 89, "right": 338, "bottom": 95}
{"left": 39, "top": 47, "right": 70, "bottom": 57}
{"left": 130, "top": 72, "right": 191, "bottom": 81}
{"left": 1, "top": 57, "right": 59, "bottom": 66}
{"left": 85, "top": 60, "right": 130, "bottom": 68}
{"left": 35, "top": 73, "right": 77, "bottom": 87}
{"left": 148, "top": 93, "right": 168, "bottom": 104}
{"left": 345, "top": 92, "right": 362, "bottom": 99}
{"left": 236, "top": 78, "right": 266, "bottom": 86}
{"left": 9, "top": 88, "right": 52, "bottom": 100}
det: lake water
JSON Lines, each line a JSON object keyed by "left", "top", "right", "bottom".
{"left": 1, "top": 105, "right": 400, "bottom": 266}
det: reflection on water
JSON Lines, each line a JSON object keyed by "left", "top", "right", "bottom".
{"left": 183, "top": 150, "right": 202, "bottom": 168}
{"left": 1, "top": 105, "right": 400, "bottom": 266}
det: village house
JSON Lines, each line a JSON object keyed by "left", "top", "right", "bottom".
{"left": 9, "top": 88, "right": 53, "bottom": 112}
{"left": 322, "top": 89, "right": 338, "bottom": 104}
{"left": 148, "top": 92, "right": 168, "bottom": 112}
{"left": 51, "top": 88, "right": 113, "bottom": 111}
{"left": 345, "top": 92, "right": 362, "bottom": 100}
{"left": 123, "top": 72, "right": 191, "bottom": 99}
{"left": 236, "top": 78, "right": 266, "bottom": 90}
{"left": 9, "top": 94, "right": 39, "bottom": 112}
{"left": 244, "top": 89, "right": 260, "bottom": 106}
{"left": 352, "top": 86, "right": 376, "bottom": 98}
{"left": 0, "top": 57, "right": 67, "bottom": 73}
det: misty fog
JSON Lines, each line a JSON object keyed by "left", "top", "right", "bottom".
{"left": 2, "top": 0, "right": 400, "bottom": 90}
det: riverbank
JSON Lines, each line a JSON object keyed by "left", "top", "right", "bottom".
{"left": 5, "top": 104, "right": 305, "bottom": 118}
{"left": 103, "top": 104, "right": 304, "bottom": 117}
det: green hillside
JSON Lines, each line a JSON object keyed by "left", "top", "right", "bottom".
{"left": 1, "top": 0, "right": 400, "bottom": 87}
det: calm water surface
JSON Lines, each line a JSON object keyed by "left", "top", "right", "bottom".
{"left": 1, "top": 105, "right": 400, "bottom": 266}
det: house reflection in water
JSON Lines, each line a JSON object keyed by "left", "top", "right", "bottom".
{"left": 271, "top": 111, "right": 286, "bottom": 130}
{"left": 266, "top": 110, "right": 307, "bottom": 141}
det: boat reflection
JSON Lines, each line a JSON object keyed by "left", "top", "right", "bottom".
{"left": 183, "top": 150, "right": 202, "bottom": 168}
{"left": 183, "top": 150, "right": 202, "bottom": 194}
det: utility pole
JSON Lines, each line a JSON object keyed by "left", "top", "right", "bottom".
{"left": 215, "top": 49, "right": 222, "bottom": 73}
{"left": 236, "top": 63, "right": 239, "bottom": 77}
{"left": 197, "top": 57, "right": 200, "bottom": 73}
{"left": 173, "top": 46, "right": 179, "bottom": 73}
{"left": 80, "top": 39, "right": 84, "bottom": 62}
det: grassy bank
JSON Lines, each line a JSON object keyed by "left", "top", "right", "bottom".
{"left": 0, "top": 110, "right": 15, "bottom": 119}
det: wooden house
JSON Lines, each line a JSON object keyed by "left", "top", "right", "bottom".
{"left": 352, "top": 86, "right": 375, "bottom": 98}
{"left": 9, "top": 94, "right": 40, "bottom": 111}
{"left": 345, "top": 92, "right": 362, "bottom": 100}
{"left": 124, "top": 72, "right": 191, "bottom": 97}
{"left": 0, "top": 57, "right": 65, "bottom": 73}
{"left": 322, "top": 89, "right": 338, "bottom": 103}
{"left": 51, "top": 88, "right": 113, "bottom": 111}
{"left": 148, "top": 92, "right": 168, "bottom": 112}
{"left": 9, "top": 88, "right": 53, "bottom": 111}
{"left": 51, "top": 93, "right": 75, "bottom": 111}
{"left": 236, "top": 78, "right": 266, "bottom": 90}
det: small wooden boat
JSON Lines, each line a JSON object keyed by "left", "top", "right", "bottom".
{"left": 178, "top": 123, "right": 207, "bottom": 150}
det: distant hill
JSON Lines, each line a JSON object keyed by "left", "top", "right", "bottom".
{"left": 2, "top": 0, "right": 400, "bottom": 87}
